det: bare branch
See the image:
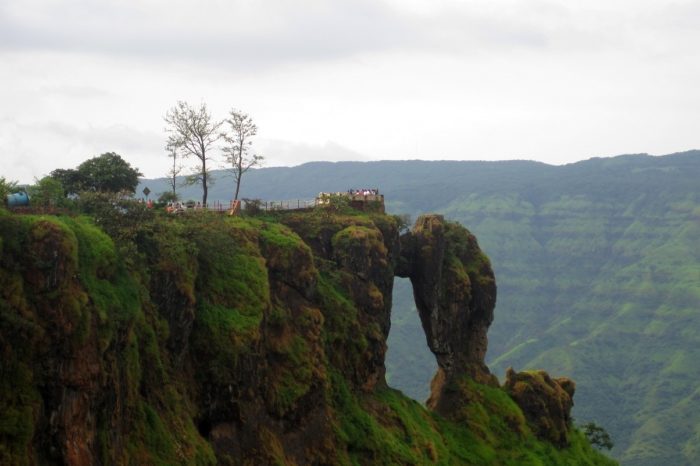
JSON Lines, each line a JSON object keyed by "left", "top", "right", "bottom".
{"left": 221, "top": 108, "right": 264, "bottom": 201}
{"left": 164, "top": 101, "right": 222, "bottom": 205}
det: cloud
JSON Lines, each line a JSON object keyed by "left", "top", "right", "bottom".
{"left": 5, "top": 0, "right": 674, "bottom": 69}
{"left": 36, "top": 121, "right": 162, "bottom": 156}
{"left": 39, "top": 85, "right": 113, "bottom": 100}
{"left": 0, "top": 115, "right": 366, "bottom": 183}
{"left": 0, "top": 117, "right": 164, "bottom": 182}
{"left": 0, "top": 0, "right": 419, "bottom": 69}
{"left": 1, "top": 0, "right": 698, "bottom": 184}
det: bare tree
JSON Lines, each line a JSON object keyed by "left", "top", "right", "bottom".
{"left": 222, "top": 109, "right": 264, "bottom": 201}
{"left": 165, "top": 145, "right": 183, "bottom": 200}
{"left": 164, "top": 101, "right": 223, "bottom": 205}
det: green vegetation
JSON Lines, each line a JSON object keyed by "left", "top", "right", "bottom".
{"left": 26, "top": 177, "right": 66, "bottom": 208}
{"left": 329, "top": 372, "right": 615, "bottom": 465}
{"left": 439, "top": 175, "right": 700, "bottom": 464}
{"left": 384, "top": 153, "right": 699, "bottom": 465}
{"left": 0, "top": 201, "right": 613, "bottom": 464}
{"left": 0, "top": 177, "right": 20, "bottom": 205}
{"left": 51, "top": 152, "right": 142, "bottom": 194}
{"left": 0, "top": 214, "right": 42, "bottom": 464}
{"left": 582, "top": 422, "right": 615, "bottom": 451}
{"left": 0, "top": 211, "right": 214, "bottom": 464}
{"left": 138, "top": 150, "right": 700, "bottom": 465}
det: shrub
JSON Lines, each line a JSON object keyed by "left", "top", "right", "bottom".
{"left": 242, "top": 198, "right": 263, "bottom": 216}
{"left": 581, "top": 421, "right": 614, "bottom": 450}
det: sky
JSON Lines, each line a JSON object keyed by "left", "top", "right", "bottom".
{"left": 1, "top": 0, "right": 699, "bottom": 183}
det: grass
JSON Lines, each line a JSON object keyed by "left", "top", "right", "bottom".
{"left": 329, "top": 371, "right": 616, "bottom": 465}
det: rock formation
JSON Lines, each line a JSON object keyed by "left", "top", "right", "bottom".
{"left": 504, "top": 368, "right": 576, "bottom": 447}
{"left": 396, "top": 215, "right": 577, "bottom": 446}
{"left": 0, "top": 208, "right": 593, "bottom": 464}
{"left": 396, "top": 214, "right": 498, "bottom": 414}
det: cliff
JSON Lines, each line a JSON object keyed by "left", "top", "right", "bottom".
{"left": 0, "top": 206, "right": 614, "bottom": 465}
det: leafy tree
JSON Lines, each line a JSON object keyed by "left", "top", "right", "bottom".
{"left": 49, "top": 168, "right": 84, "bottom": 195}
{"left": 0, "top": 177, "right": 19, "bottom": 202}
{"left": 158, "top": 191, "right": 179, "bottom": 204}
{"left": 51, "top": 153, "right": 141, "bottom": 195}
{"left": 77, "top": 191, "right": 155, "bottom": 263}
{"left": 581, "top": 422, "right": 614, "bottom": 451}
{"left": 315, "top": 193, "right": 351, "bottom": 218}
{"left": 165, "top": 101, "right": 223, "bottom": 205}
{"left": 76, "top": 152, "right": 142, "bottom": 194}
{"left": 242, "top": 198, "right": 263, "bottom": 216}
{"left": 222, "top": 109, "right": 264, "bottom": 201}
{"left": 27, "top": 176, "right": 65, "bottom": 208}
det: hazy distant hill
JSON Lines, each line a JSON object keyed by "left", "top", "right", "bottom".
{"left": 139, "top": 150, "right": 700, "bottom": 465}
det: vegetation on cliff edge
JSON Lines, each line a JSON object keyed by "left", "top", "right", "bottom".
{"left": 0, "top": 206, "right": 614, "bottom": 464}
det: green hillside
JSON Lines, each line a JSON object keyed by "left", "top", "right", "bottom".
{"left": 139, "top": 150, "right": 700, "bottom": 465}
{"left": 438, "top": 154, "right": 700, "bottom": 466}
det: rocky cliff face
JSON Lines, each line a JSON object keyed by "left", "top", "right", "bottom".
{"left": 396, "top": 214, "right": 498, "bottom": 414}
{"left": 395, "top": 215, "right": 575, "bottom": 447}
{"left": 504, "top": 368, "right": 576, "bottom": 447}
{"left": 0, "top": 207, "right": 603, "bottom": 465}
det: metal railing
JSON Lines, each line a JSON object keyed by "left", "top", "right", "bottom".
{"left": 194, "top": 199, "right": 317, "bottom": 212}
{"left": 176, "top": 194, "right": 383, "bottom": 214}
{"left": 255, "top": 199, "right": 317, "bottom": 211}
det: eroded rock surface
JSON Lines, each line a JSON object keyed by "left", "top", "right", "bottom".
{"left": 504, "top": 367, "right": 576, "bottom": 447}
{"left": 396, "top": 214, "right": 498, "bottom": 415}
{"left": 0, "top": 210, "right": 585, "bottom": 464}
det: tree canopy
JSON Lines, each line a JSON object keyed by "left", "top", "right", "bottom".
{"left": 28, "top": 176, "right": 65, "bottom": 207}
{"left": 0, "top": 177, "right": 19, "bottom": 201}
{"left": 582, "top": 422, "right": 614, "bottom": 451}
{"left": 51, "top": 152, "right": 142, "bottom": 194}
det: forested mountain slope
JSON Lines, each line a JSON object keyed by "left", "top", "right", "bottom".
{"left": 437, "top": 152, "right": 700, "bottom": 466}
{"left": 140, "top": 150, "right": 700, "bottom": 465}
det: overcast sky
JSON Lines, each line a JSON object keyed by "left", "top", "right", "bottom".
{"left": 1, "top": 0, "right": 698, "bottom": 183}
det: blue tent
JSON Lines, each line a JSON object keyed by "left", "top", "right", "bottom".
{"left": 6, "top": 191, "right": 30, "bottom": 207}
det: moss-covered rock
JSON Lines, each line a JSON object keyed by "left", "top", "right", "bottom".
{"left": 504, "top": 367, "right": 576, "bottom": 447}
{"left": 398, "top": 214, "right": 499, "bottom": 416}
{"left": 0, "top": 209, "right": 614, "bottom": 465}
{"left": 258, "top": 220, "right": 317, "bottom": 297}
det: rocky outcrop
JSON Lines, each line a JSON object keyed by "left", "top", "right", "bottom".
{"left": 0, "top": 209, "right": 588, "bottom": 465}
{"left": 504, "top": 367, "right": 576, "bottom": 447}
{"left": 396, "top": 216, "right": 576, "bottom": 443}
{"left": 282, "top": 213, "right": 399, "bottom": 393}
{"left": 396, "top": 214, "right": 498, "bottom": 415}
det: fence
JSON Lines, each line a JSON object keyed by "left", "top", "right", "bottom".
{"left": 195, "top": 199, "right": 317, "bottom": 213}
{"left": 177, "top": 193, "right": 383, "bottom": 214}
{"left": 253, "top": 199, "right": 317, "bottom": 211}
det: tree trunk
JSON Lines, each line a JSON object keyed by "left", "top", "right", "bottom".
{"left": 171, "top": 154, "right": 177, "bottom": 196}
{"left": 234, "top": 173, "right": 241, "bottom": 201}
{"left": 203, "top": 179, "right": 208, "bottom": 206}
{"left": 202, "top": 157, "right": 208, "bottom": 206}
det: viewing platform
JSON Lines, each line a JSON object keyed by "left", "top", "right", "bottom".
{"left": 316, "top": 189, "right": 385, "bottom": 213}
